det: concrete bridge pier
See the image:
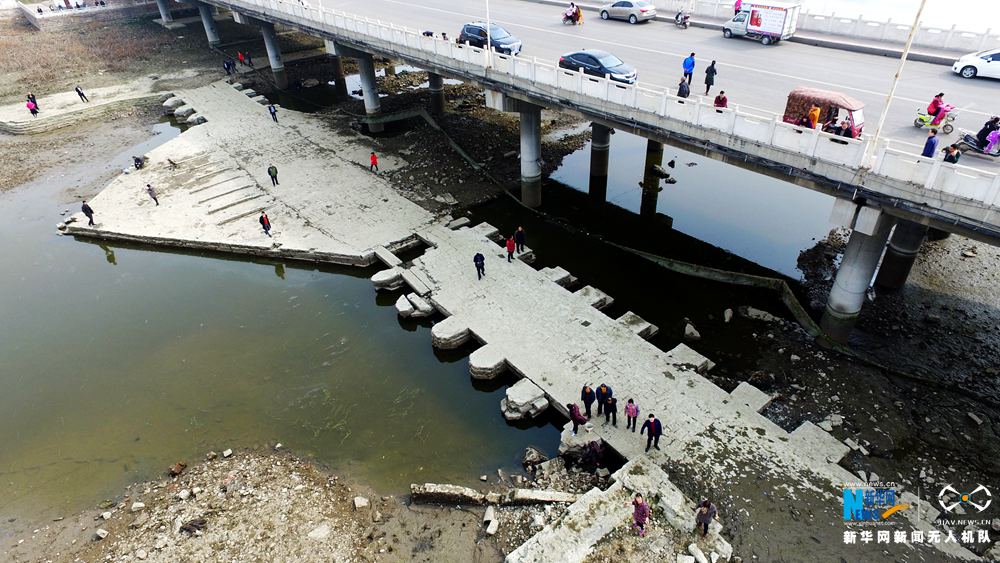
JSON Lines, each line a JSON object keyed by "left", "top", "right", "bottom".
{"left": 196, "top": 1, "right": 220, "bottom": 46}
{"left": 259, "top": 21, "right": 287, "bottom": 89}
{"left": 588, "top": 123, "right": 611, "bottom": 202}
{"left": 821, "top": 211, "right": 895, "bottom": 342}
{"left": 428, "top": 73, "right": 445, "bottom": 115}
{"left": 154, "top": 0, "right": 173, "bottom": 24}
{"left": 640, "top": 139, "right": 664, "bottom": 218}
{"left": 356, "top": 53, "right": 384, "bottom": 133}
{"left": 875, "top": 220, "right": 928, "bottom": 290}
{"left": 324, "top": 40, "right": 348, "bottom": 99}
{"left": 519, "top": 102, "right": 543, "bottom": 207}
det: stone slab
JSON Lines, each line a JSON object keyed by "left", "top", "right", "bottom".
{"left": 538, "top": 266, "right": 575, "bottom": 287}
{"left": 729, "top": 382, "right": 772, "bottom": 413}
{"left": 373, "top": 245, "right": 403, "bottom": 267}
{"left": 574, "top": 285, "right": 613, "bottom": 310}
{"left": 469, "top": 344, "right": 507, "bottom": 380}
{"left": 616, "top": 311, "right": 658, "bottom": 339}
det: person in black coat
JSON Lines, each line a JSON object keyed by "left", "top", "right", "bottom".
{"left": 604, "top": 396, "right": 618, "bottom": 427}
{"left": 640, "top": 414, "right": 662, "bottom": 452}
{"left": 595, "top": 383, "right": 613, "bottom": 415}
{"left": 514, "top": 226, "right": 526, "bottom": 253}
{"left": 81, "top": 200, "right": 95, "bottom": 226}
{"left": 580, "top": 385, "right": 596, "bottom": 418}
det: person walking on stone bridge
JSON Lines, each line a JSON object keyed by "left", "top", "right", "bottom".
{"left": 474, "top": 251, "right": 485, "bottom": 279}
{"left": 682, "top": 53, "right": 695, "bottom": 85}
{"left": 259, "top": 211, "right": 272, "bottom": 237}
{"left": 514, "top": 226, "right": 526, "bottom": 253}
{"left": 81, "top": 200, "right": 95, "bottom": 226}
{"left": 640, "top": 413, "right": 662, "bottom": 452}
{"left": 603, "top": 396, "right": 618, "bottom": 427}
{"left": 567, "top": 402, "right": 588, "bottom": 436}
{"left": 581, "top": 385, "right": 596, "bottom": 418}
{"left": 596, "top": 383, "right": 613, "bottom": 415}
{"left": 676, "top": 77, "right": 690, "bottom": 99}
{"left": 631, "top": 493, "right": 651, "bottom": 537}
{"left": 704, "top": 60, "right": 717, "bottom": 96}
{"left": 145, "top": 184, "right": 159, "bottom": 206}
{"left": 75, "top": 85, "right": 89, "bottom": 103}
{"left": 625, "top": 398, "right": 639, "bottom": 432}
{"left": 268, "top": 103, "right": 278, "bottom": 123}
{"left": 370, "top": 151, "right": 379, "bottom": 173}
{"left": 505, "top": 235, "right": 516, "bottom": 263}
{"left": 267, "top": 164, "right": 279, "bottom": 186}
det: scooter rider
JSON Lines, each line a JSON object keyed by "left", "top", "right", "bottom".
{"left": 976, "top": 116, "right": 1000, "bottom": 148}
{"left": 927, "top": 92, "right": 953, "bottom": 126}
{"left": 564, "top": 2, "right": 578, "bottom": 24}
{"left": 675, "top": 10, "right": 690, "bottom": 26}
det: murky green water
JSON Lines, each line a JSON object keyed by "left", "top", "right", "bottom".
{"left": 0, "top": 121, "right": 558, "bottom": 526}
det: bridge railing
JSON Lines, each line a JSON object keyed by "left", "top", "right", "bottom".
{"left": 228, "top": 0, "right": 1000, "bottom": 214}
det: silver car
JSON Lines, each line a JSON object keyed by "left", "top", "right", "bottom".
{"left": 600, "top": 0, "right": 656, "bottom": 24}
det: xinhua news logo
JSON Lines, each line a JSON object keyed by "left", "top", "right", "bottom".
{"left": 843, "top": 487, "right": 909, "bottom": 521}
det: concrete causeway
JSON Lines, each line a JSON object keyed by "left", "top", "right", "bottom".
{"left": 64, "top": 82, "right": 977, "bottom": 561}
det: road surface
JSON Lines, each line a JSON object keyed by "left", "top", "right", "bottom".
{"left": 328, "top": 0, "right": 999, "bottom": 170}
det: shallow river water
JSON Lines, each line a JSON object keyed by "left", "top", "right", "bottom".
{"left": 0, "top": 120, "right": 559, "bottom": 526}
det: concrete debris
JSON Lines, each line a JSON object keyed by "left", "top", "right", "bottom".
{"left": 683, "top": 323, "right": 701, "bottom": 341}
{"left": 790, "top": 354, "right": 801, "bottom": 363}
{"left": 353, "top": 496, "right": 369, "bottom": 510}
{"left": 677, "top": 556, "right": 696, "bottom": 563}
{"left": 828, "top": 414, "right": 844, "bottom": 427}
{"left": 480, "top": 475, "right": 488, "bottom": 482}
{"left": 532, "top": 514, "right": 545, "bottom": 528}
{"left": 222, "top": 449, "right": 233, "bottom": 458}
{"left": 307, "top": 523, "right": 331, "bottom": 540}
{"left": 394, "top": 294, "right": 415, "bottom": 317}
{"left": 738, "top": 306, "right": 781, "bottom": 323}
{"left": 486, "top": 517, "right": 499, "bottom": 535}
{"left": 406, "top": 293, "right": 435, "bottom": 317}
{"left": 410, "top": 483, "right": 486, "bottom": 505}
{"left": 176, "top": 489, "right": 191, "bottom": 501}
{"left": 723, "top": 308, "right": 733, "bottom": 323}
{"left": 168, "top": 462, "right": 187, "bottom": 476}
{"left": 818, "top": 420, "right": 834, "bottom": 432}
{"left": 96, "top": 529, "right": 109, "bottom": 540}
{"left": 483, "top": 505, "right": 496, "bottom": 524}
{"left": 135, "top": 549, "right": 148, "bottom": 560}
{"left": 521, "top": 446, "right": 549, "bottom": 468}
{"left": 507, "top": 489, "right": 578, "bottom": 505}
{"left": 688, "top": 543, "right": 710, "bottom": 563}
{"left": 501, "top": 379, "right": 549, "bottom": 421}
{"left": 130, "top": 502, "right": 145, "bottom": 513}
{"left": 968, "top": 412, "right": 984, "bottom": 425}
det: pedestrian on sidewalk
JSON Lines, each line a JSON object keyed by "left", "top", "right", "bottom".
{"left": 26, "top": 100, "right": 39, "bottom": 117}
{"left": 75, "top": 85, "right": 89, "bottom": 102}
{"left": 259, "top": 211, "right": 272, "bottom": 237}
{"left": 682, "top": 53, "right": 695, "bottom": 85}
{"left": 145, "top": 184, "right": 159, "bottom": 206}
{"left": 370, "top": 151, "right": 379, "bottom": 172}
{"left": 676, "top": 77, "right": 690, "bottom": 99}
{"left": 27, "top": 92, "right": 39, "bottom": 110}
{"left": 237, "top": 51, "right": 246, "bottom": 66}
{"left": 505, "top": 235, "right": 515, "bottom": 263}
{"left": 567, "top": 402, "right": 589, "bottom": 436}
{"left": 267, "top": 164, "right": 279, "bottom": 186}
{"left": 921, "top": 129, "right": 938, "bottom": 158}
{"left": 581, "top": 385, "right": 596, "bottom": 418}
{"left": 632, "top": 493, "right": 651, "bottom": 537}
{"left": 81, "top": 200, "right": 95, "bottom": 226}
{"left": 640, "top": 413, "right": 662, "bottom": 452}
{"left": 268, "top": 104, "right": 278, "bottom": 123}
{"left": 595, "top": 383, "right": 613, "bottom": 415}
{"left": 713, "top": 91, "right": 728, "bottom": 108}
{"left": 473, "top": 251, "right": 485, "bottom": 279}
{"left": 245, "top": 52, "right": 254, "bottom": 67}
{"left": 514, "top": 226, "right": 526, "bottom": 253}
{"left": 223, "top": 59, "right": 232, "bottom": 75}
{"left": 625, "top": 398, "right": 639, "bottom": 432}
{"left": 704, "top": 60, "right": 717, "bottom": 95}
{"left": 603, "top": 396, "right": 617, "bottom": 427}
{"left": 693, "top": 499, "right": 717, "bottom": 537}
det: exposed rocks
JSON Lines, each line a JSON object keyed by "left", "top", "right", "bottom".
{"left": 95, "top": 528, "right": 109, "bottom": 540}
{"left": 222, "top": 448, "right": 233, "bottom": 458}
{"left": 723, "top": 308, "right": 733, "bottom": 323}
{"left": 307, "top": 523, "right": 331, "bottom": 540}
{"left": 353, "top": 496, "right": 370, "bottom": 510}
{"left": 521, "top": 446, "right": 549, "bottom": 469}
{"left": 410, "top": 483, "right": 486, "bottom": 505}
{"left": 501, "top": 378, "right": 549, "bottom": 421}
{"left": 683, "top": 322, "right": 701, "bottom": 341}
{"left": 130, "top": 502, "right": 145, "bottom": 513}
{"left": 469, "top": 344, "right": 507, "bottom": 380}
{"left": 738, "top": 306, "right": 781, "bottom": 323}
{"left": 371, "top": 267, "right": 405, "bottom": 290}
{"left": 394, "top": 294, "right": 415, "bottom": 317}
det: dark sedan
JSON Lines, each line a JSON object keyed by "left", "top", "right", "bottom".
{"left": 557, "top": 49, "right": 637, "bottom": 84}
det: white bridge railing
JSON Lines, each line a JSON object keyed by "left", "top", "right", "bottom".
{"left": 228, "top": 0, "right": 1000, "bottom": 216}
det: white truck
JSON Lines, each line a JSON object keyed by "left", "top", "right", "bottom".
{"left": 723, "top": 2, "right": 800, "bottom": 45}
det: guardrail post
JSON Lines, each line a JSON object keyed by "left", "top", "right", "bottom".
{"left": 943, "top": 24, "right": 956, "bottom": 50}
{"left": 807, "top": 128, "right": 822, "bottom": 156}
{"left": 979, "top": 29, "right": 992, "bottom": 51}
{"left": 986, "top": 173, "right": 1000, "bottom": 206}
{"left": 924, "top": 159, "right": 944, "bottom": 190}
{"left": 659, "top": 92, "right": 668, "bottom": 116}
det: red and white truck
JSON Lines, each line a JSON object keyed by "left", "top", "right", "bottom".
{"left": 722, "top": 1, "right": 801, "bottom": 45}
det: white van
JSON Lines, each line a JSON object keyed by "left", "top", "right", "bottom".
{"left": 723, "top": 1, "right": 801, "bottom": 45}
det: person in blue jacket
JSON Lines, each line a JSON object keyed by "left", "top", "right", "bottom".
{"left": 595, "top": 383, "right": 613, "bottom": 415}
{"left": 682, "top": 52, "right": 696, "bottom": 85}
{"left": 921, "top": 129, "right": 938, "bottom": 158}
{"left": 640, "top": 414, "right": 662, "bottom": 452}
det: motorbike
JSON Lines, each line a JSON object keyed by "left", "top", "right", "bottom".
{"left": 562, "top": 11, "right": 578, "bottom": 25}
{"left": 674, "top": 11, "right": 690, "bottom": 28}
{"left": 914, "top": 105, "right": 957, "bottom": 134}
{"left": 956, "top": 130, "right": 1000, "bottom": 158}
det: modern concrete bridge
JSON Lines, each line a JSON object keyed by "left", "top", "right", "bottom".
{"left": 163, "top": 0, "right": 1000, "bottom": 338}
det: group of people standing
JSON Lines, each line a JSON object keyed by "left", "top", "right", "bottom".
{"left": 573, "top": 384, "right": 662, "bottom": 452}
{"left": 676, "top": 54, "right": 728, "bottom": 108}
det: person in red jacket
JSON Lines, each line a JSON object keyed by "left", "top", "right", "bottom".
{"left": 505, "top": 235, "right": 516, "bottom": 262}
{"left": 370, "top": 151, "right": 379, "bottom": 173}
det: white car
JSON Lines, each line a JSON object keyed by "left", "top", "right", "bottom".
{"left": 953, "top": 48, "right": 1000, "bottom": 79}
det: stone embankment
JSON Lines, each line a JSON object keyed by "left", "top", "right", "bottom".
{"left": 62, "top": 81, "right": 978, "bottom": 561}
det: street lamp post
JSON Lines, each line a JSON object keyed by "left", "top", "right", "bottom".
{"left": 863, "top": 0, "right": 928, "bottom": 167}
{"left": 485, "top": 0, "right": 492, "bottom": 68}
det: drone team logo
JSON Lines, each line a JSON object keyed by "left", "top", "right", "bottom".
{"left": 939, "top": 484, "right": 992, "bottom": 513}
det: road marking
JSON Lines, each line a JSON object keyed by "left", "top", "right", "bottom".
{"left": 362, "top": 0, "right": 990, "bottom": 119}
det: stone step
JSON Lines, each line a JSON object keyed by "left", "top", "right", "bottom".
{"left": 574, "top": 285, "right": 613, "bottom": 310}
{"left": 728, "top": 382, "right": 772, "bottom": 413}
{"left": 401, "top": 268, "right": 432, "bottom": 296}
{"left": 501, "top": 378, "right": 548, "bottom": 421}
{"left": 789, "top": 421, "right": 851, "bottom": 465}
{"left": 373, "top": 245, "right": 402, "bottom": 267}
{"left": 539, "top": 266, "right": 576, "bottom": 287}
{"left": 663, "top": 343, "right": 714, "bottom": 374}
{"left": 469, "top": 344, "right": 507, "bottom": 379}
{"left": 616, "top": 311, "right": 658, "bottom": 339}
